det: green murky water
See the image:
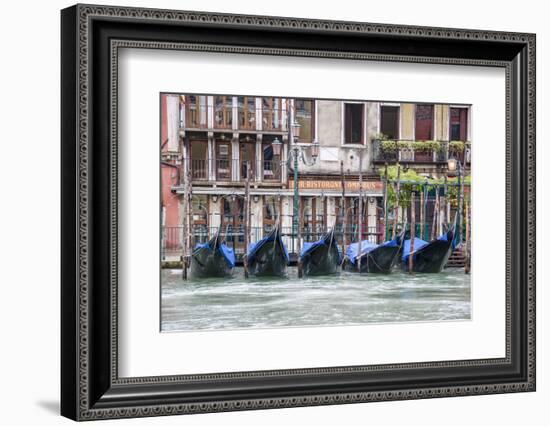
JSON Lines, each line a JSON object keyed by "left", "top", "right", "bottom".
{"left": 161, "top": 268, "right": 471, "bottom": 332}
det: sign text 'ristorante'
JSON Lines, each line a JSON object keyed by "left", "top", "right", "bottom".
{"left": 288, "top": 180, "right": 383, "bottom": 193}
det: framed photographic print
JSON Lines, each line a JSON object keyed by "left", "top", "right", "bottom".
{"left": 61, "top": 4, "right": 536, "bottom": 421}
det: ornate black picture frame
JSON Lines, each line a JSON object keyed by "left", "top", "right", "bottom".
{"left": 61, "top": 4, "right": 536, "bottom": 421}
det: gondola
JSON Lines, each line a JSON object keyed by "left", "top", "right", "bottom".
{"left": 300, "top": 229, "right": 341, "bottom": 276}
{"left": 343, "top": 230, "right": 404, "bottom": 273}
{"left": 245, "top": 224, "right": 289, "bottom": 277}
{"left": 190, "top": 229, "right": 235, "bottom": 278}
{"left": 401, "top": 228, "right": 455, "bottom": 273}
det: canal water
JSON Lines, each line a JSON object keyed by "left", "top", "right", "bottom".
{"left": 161, "top": 268, "right": 471, "bottom": 332}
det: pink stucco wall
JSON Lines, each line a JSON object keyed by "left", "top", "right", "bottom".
{"left": 160, "top": 94, "right": 181, "bottom": 251}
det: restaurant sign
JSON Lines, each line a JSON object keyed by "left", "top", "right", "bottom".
{"left": 288, "top": 180, "right": 383, "bottom": 193}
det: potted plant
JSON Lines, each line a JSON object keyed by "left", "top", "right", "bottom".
{"left": 371, "top": 132, "right": 390, "bottom": 143}
{"left": 448, "top": 140, "right": 465, "bottom": 153}
{"left": 380, "top": 140, "right": 398, "bottom": 153}
{"left": 412, "top": 141, "right": 440, "bottom": 152}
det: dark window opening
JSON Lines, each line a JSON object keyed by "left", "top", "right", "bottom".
{"left": 344, "top": 103, "right": 364, "bottom": 144}
{"left": 450, "top": 107, "right": 468, "bottom": 141}
{"left": 295, "top": 99, "right": 314, "bottom": 143}
{"left": 380, "top": 106, "right": 399, "bottom": 140}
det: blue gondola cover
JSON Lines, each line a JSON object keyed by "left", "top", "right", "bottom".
{"left": 346, "top": 239, "right": 398, "bottom": 265}
{"left": 247, "top": 234, "right": 289, "bottom": 264}
{"left": 219, "top": 244, "right": 236, "bottom": 267}
{"left": 301, "top": 239, "right": 342, "bottom": 262}
{"left": 401, "top": 232, "right": 452, "bottom": 263}
{"left": 195, "top": 242, "right": 236, "bottom": 267}
{"left": 195, "top": 242, "right": 209, "bottom": 251}
{"left": 401, "top": 238, "right": 429, "bottom": 263}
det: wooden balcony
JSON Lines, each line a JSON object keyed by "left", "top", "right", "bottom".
{"left": 181, "top": 104, "right": 288, "bottom": 133}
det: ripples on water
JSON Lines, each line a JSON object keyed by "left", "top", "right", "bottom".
{"left": 161, "top": 268, "right": 471, "bottom": 332}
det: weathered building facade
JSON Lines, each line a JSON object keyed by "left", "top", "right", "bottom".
{"left": 160, "top": 93, "right": 471, "bottom": 258}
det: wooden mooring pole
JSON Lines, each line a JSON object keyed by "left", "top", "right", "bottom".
{"left": 431, "top": 185, "right": 439, "bottom": 241}
{"left": 340, "top": 160, "right": 347, "bottom": 266}
{"left": 186, "top": 168, "right": 192, "bottom": 277}
{"left": 297, "top": 196, "right": 303, "bottom": 278}
{"left": 181, "top": 164, "right": 192, "bottom": 280}
{"left": 392, "top": 164, "right": 401, "bottom": 239}
{"left": 357, "top": 155, "right": 363, "bottom": 272}
{"left": 420, "top": 186, "right": 425, "bottom": 242}
{"left": 409, "top": 192, "right": 416, "bottom": 274}
{"left": 243, "top": 163, "right": 251, "bottom": 278}
{"left": 458, "top": 163, "right": 465, "bottom": 246}
{"left": 444, "top": 175, "right": 450, "bottom": 229}
{"left": 382, "top": 163, "right": 389, "bottom": 241}
{"left": 464, "top": 197, "right": 471, "bottom": 274}
{"left": 181, "top": 178, "right": 188, "bottom": 280}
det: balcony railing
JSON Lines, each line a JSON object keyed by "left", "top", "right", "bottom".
{"left": 181, "top": 104, "right": 287, "bottom": 132}
{"left": 191, "top": 159, "right": 208, "bottom": 180}
{"left": 185, "top": 158, "right": 282, "bottom": 183}
{"left": 372, "top": 139, "right": 471, "bottom": 165}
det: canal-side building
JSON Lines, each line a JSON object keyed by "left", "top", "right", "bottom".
{"left": 160, "top": 93, "right": 471, "bottom": 259}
